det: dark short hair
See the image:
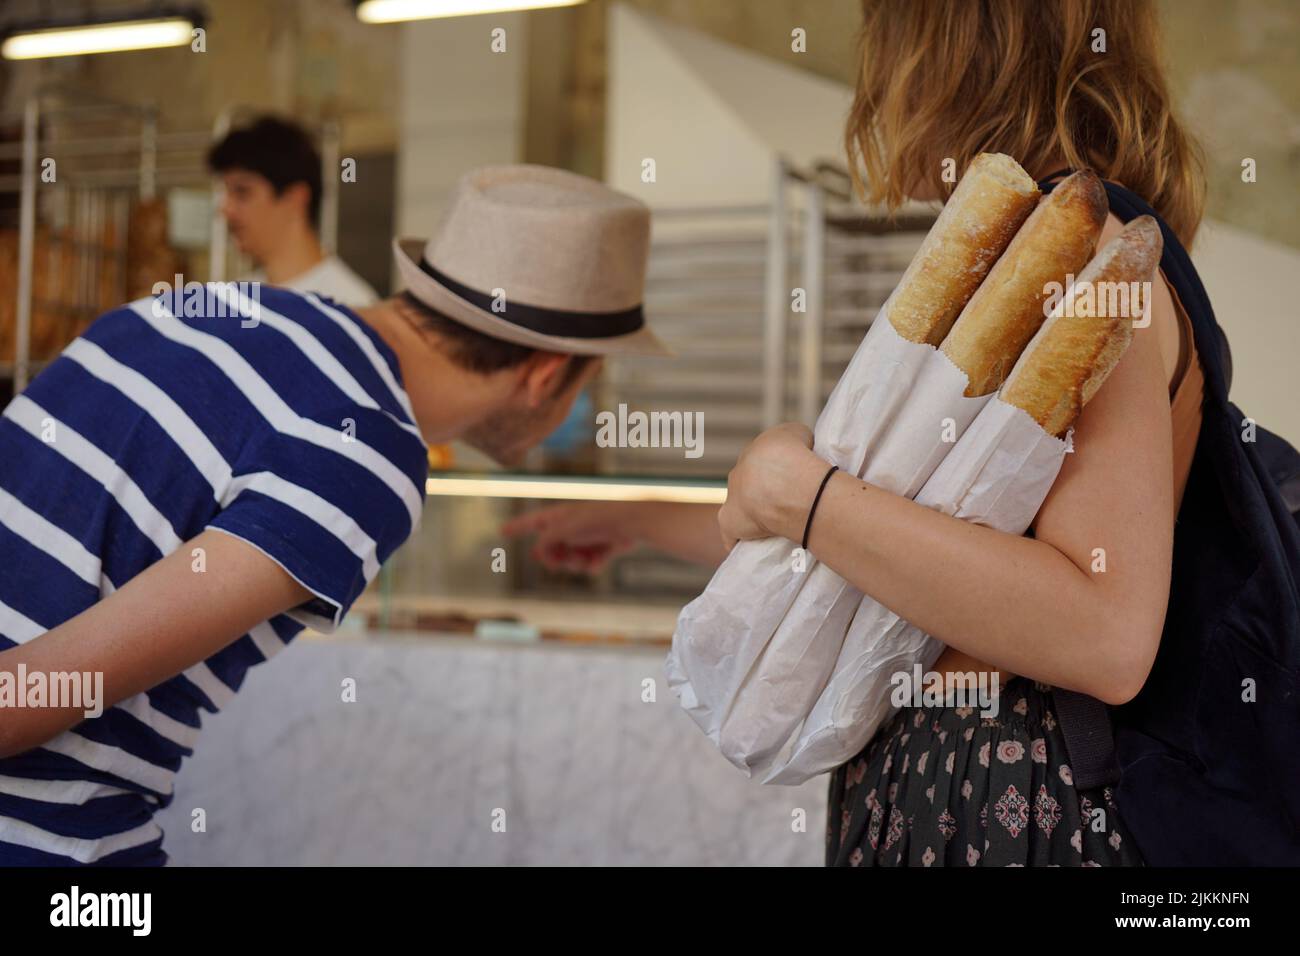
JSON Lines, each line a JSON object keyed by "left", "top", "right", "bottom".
{"left": 208, "top": 116, "right": 322, "bottom": 227}
{"left": 395, "top": 291, "right": 596, "bottom": 391}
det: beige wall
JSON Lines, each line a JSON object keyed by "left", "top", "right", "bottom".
{"left": 1194, "top": 221, "right": 1300, "bottom": 442}
{"left": 1161, "top": 0, "right": 1300, "bottom": 252}
{"left": 394, "top": 13, "right": 528, "bottom": 241}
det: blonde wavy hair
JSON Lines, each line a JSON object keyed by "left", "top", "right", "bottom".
{"left": 845, "top": 0, "right": 1206, "bottom": 247}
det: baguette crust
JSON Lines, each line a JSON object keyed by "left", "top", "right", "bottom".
{"left": 1000, "top": 216, "right": 1164, "bottom": 436}
{"left": 939, "top": 170, "right": 1108, "bottom": 396}
{"left": 885, "top": 153, "right": 1038, "bottom": 345}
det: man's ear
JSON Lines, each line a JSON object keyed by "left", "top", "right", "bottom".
{"left": 281, "top": 181, "right": 313, "bottom": 222}
{"left": 518, "top": 352, "right": 572, "bottom": 408}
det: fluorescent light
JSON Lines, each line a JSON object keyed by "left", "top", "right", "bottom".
{"left": 425, "top": 474, "right": 725, "bottom": 504}
{"left": 1, "top": 17, "right": 196, "bottom": 60}
{"left": 357, "top": 0, "right": 584, "bottom": 24}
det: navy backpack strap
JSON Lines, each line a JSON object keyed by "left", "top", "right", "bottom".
{"left": 1052, "top": 691, "right": 1121, "bottom": 789}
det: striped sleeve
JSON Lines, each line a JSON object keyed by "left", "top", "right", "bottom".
{"left": 205, "top": 408, "right": 424, "bottom": 632}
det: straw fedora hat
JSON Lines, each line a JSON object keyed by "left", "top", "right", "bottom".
{"left": 394, "top": 164, "right": 670, "bottom": 357}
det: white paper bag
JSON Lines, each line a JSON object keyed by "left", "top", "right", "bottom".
{"left": 666, "top": 312, "right": 992, "bottom": 773}
{"left": 762, "top": 397, "right": 1070, "bottom": 784}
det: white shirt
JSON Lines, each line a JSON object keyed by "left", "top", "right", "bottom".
{"left": 247, "top": 255, "right": 379, "bottom": 308}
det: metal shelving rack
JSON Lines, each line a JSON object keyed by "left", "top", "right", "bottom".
{"left": 0, "top": 89, "right": 210, "bottom": 394}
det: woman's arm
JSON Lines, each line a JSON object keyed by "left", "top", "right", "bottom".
{"left": 0, "top": 529, "right": 312, "bottom": 759}
{"left": 720, "top": 271, "right": 1175, "bottom": 707}
{"left": 502, "top": 501, "right": 726, "bottom": 573}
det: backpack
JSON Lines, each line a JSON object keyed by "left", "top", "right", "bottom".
{"left": 1038, "top": 172, "right": 1300, "bottom": 866}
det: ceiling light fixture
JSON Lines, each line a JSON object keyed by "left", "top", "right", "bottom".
{"left": 1, "top": 8, "right": 203, "bottom": 60}
{"left": 356, "top": 0, "right": 584, "bottom": 25}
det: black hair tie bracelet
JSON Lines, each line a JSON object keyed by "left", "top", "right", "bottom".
{"left": 801, "top": 464, "right": 840, "bottom": 552}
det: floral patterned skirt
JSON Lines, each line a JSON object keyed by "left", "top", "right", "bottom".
{"left": 825, "top": 675, "right": 1143, "bottom": 867}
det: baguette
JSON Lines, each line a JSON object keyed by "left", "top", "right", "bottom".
{"left": 885, "top": 153, "right": 1039, "bottom": 345}
{"left": 1000, "top": 215, "right": 1164, "bottom": 436}
{"left": 939, "top": 169, "right": 1108, "bottom": 396}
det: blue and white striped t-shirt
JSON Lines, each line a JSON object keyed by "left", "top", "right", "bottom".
{"left": 0, "top": 284, "right": 427, "bottom": 865}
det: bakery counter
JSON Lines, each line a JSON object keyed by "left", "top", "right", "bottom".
{"left": 351, "top": 593, "right": 680, "bottom": 646}
{"left": 154, "top": 616, "right": 828, "bottom": 866}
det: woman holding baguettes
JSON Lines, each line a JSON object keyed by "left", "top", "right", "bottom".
{"left": 505, "top": 0, "right": 1208, "bottom": 866}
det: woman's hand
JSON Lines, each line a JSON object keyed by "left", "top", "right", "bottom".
{"left": 718, "top": 422, "right": 830, "bottom": 550}
{"left": 501, "top": 501, "right": 643, "bottom": 573}
{"left": 504, "top": 500, "right": 733, "bottom": 572}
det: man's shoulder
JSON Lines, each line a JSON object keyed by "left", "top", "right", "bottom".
{"left": 241, "top": 286, "right": 426, "bottom": 471}
{"left": 247, "top": 281, "right": 338, "bottom": 321}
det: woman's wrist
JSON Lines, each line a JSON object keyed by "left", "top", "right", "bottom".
{"left": 765, "top": 450, "right": 839, "bottom": 543}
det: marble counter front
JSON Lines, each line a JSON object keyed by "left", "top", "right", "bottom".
{"left": 155, "top": 631, "right": 828, "bottom": 866}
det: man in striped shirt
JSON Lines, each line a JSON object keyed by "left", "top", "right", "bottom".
{"left": 0, "top": 165, "right": 667, "bottom": 865}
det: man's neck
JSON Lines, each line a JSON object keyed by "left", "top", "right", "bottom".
{"left": 352, "top": 298, "right": 503, "bottom": 445}
{"left": 261, "top": 226, "right": 326, "bottom": 286}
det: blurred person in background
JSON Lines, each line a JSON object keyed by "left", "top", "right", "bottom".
{"left": 208, "top": 115, "right": 378, "bottom": 308}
